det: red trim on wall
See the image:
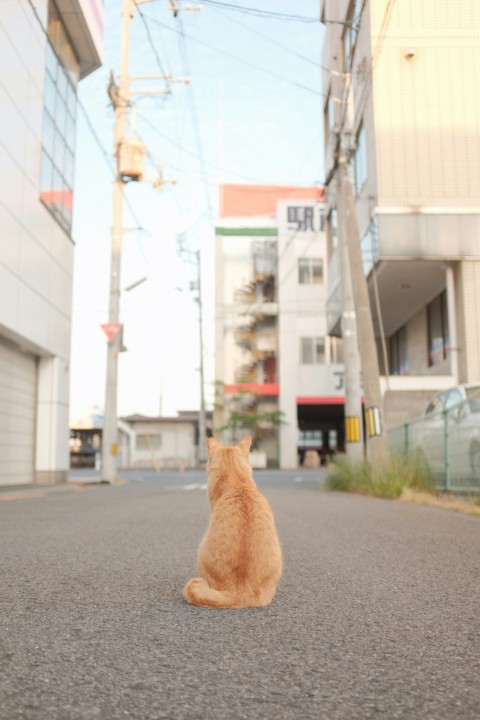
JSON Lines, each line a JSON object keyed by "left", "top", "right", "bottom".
{"left": 297, "top": 396, "right": 346, "bottom": 405}
{"left": 220, "top": 184, "right": 324, "bottom": 217}
{"left": 40, "top": 190, "right": 73, "bottom": 209}
{"left": 223, "top": 383, "right": 279, "bottom": 396}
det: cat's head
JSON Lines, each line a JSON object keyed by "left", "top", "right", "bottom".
{"left": 206, "top": 436, "right": 252, "bottom": 474}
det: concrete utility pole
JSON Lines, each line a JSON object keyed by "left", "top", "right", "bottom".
{"left": 102, "top": 0, "right": 132, "bottom": 483}
{"left": 195, "top": 250, "right": 207, "bottom": 465}
{"left": 338, "top": 142, "right": 390, "bottom": 467}
{"left": 178, "top": 241, "right": 207, "bottom": 465}
{"left": 336, "top": 140, "right": 364, "bottom": 460}
{"left": 102, "top": 0, "right": 190, "bottom": 482}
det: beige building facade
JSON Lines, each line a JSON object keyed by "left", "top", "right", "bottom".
{"left": 0, "top": 0, "right": 103, "bottom": 485}
{"left": 322, "top": 0, "right": 480, "bottom": 426}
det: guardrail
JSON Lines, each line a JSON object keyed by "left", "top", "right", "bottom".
{"left": 388, "top": 396, "right": 480, "bottom": 493}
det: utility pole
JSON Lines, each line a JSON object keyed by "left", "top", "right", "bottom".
{"left": 178, "top": 239, "right": 207, "bottom": 465}
{"left": 336, "top": 139, "right": 364, "bottom": 460}
{"left": 195, "top": 250, "right": 207, "bottom": 465}
{"left": 338, "top": 137, "right": 390, "bottom": 467}
{"left": 102, "top": 0, "right": 192, "bottom": 482}
{"left": 102, "top": 0, "right": 132, "bottom": 483}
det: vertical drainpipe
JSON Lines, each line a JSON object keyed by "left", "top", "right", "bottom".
{"left": 445, "top": 263, "right": 459, "bottom": 383}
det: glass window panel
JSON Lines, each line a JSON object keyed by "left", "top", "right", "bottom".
{"left": 44, "top": 70, "right": 56, "bottom": 116}
{"left": 298, "top": 259, "right": 310, "bottom": 284}
{"left": 55, "top": 95, "right": 67, "bottom": 136}
{"left": 331, "top": 337, "right": 343, "bottom": 364}
{"left": 40, "top": 151, "right": 53, "bottom": 193}
{"left": 61, "top": 176, "right": 72, "bottom": 229}
{"left": 428, "top": 292, "right": 447, "bottom": 366}
{"left": 390, "top": 325, "right": 408, "bottom": 375}
{"left": 136, "top": 434, "right": 162, "bottom": 450}
{"left": 343, "top": 27, "right": 352, "bottom": 71}
{"left": 315, "top": 338, "right": 325, "bottom": 363}
{"left": 312, "top": 259, "right": 324, "bottom": 284}
{"left": 301, "top": 338, "right": 313, "bottom": 364}
{"left": 52, "top": 166, "right": 62, "bottom": 191}
{"left": 466, "top": 387, "right": 480, "bottom": 413}
{"left": 329, "top": 209, "right": 338, "bottom": 250}
{"left": 66, "top": 81, "right": 77, "bottom": 114}
{"left": 64, "top": 148, "right": 74, "bottom": 187}
{"left": 57, "top": 66, "right": 67, "bottom": 102}
{"left": 41, "top": 3, "right": 79, "bottom": 234}
{"left": 53, "top": 132, "right": 65, "bottom": 173}
{"left": 442, "top": 291, "right": 450, "bottom": 350}
{"left": 445, "top": 389, "right": 462, "bottom": 410}
{"left": 355, "top": 125, "right": 367, "bottom": 194}
{"left": 65, "top": 111, "right": 76, "bottom": 151}
{"left": 42, "top": 109, "right": 55, "bottom": 157}
{"left": 46, "top": 42, "right": 57, "bottom": 80}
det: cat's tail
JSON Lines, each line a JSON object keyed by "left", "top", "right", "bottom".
{"left": 183, "top": 577, "right": 239, "bottom": 609}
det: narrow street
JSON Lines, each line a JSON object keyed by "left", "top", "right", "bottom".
{"left": 1, "top": 470, "right": 479, "bottom": 720}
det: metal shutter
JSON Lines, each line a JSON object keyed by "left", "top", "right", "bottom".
{"left": 0, "top": 340, "right": 36, "bottom": 486}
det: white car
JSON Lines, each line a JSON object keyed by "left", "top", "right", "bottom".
{"left": 416, "top": 384, "right": 480, "bottom": 483}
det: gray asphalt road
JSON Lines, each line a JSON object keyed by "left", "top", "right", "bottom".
{"left": 1, "top": 470, "right": 479, "bottom": 720}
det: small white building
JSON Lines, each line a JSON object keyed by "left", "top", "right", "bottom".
{"left": 123, "top": 413, "right": 209, "bottom": 470}
{"left": 0, "top": 0, "right": 103, "bottom": 485}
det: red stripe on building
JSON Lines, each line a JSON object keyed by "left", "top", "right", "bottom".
{"left": 220, "top": 184, "right": 324, "bottom": 218}
{"left": 223, "top": 383, "right": 279, "bottom": 396}
{"left": 297, "top": 396, "right": 346, "bottom": 405}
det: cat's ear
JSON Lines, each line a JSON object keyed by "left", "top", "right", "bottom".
{"left": 206, "top": 437, "right": 219, "bottom": 454}
{"left": 239, "top": 436, "right": 252, "bottom": 455}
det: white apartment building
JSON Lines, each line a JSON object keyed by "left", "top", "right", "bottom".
{"left": 0, "top": 0, "right": 103, "bottom": 485}
{"left": 322, "top": 0, "right": 480, "bottom": 426}
{"left": 215, "top": 184, "right": 345, "bottom": 469}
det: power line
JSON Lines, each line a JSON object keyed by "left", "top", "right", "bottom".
{"left": 199, "top": 0, "right": 319, "bottom": 23}
{"left": 209, "top": 5, "right": 323, "bottom": 69}
{"left": 144, "top": 14, "right": 325, "bottom": 98}
{"left": 171, "top": 11, "right": 215, "bottom": 222}
{"left": 136, "top": 108, "right": 268, "bottom": 183}
{"left": 135, "top": 3, "right": 170, "bottom": 82}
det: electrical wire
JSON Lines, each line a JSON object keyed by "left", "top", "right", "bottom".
{"left": 143, "top": 14, "right": 325, "bottom": 98}
{"left": 135, "top": 3, "right": 170, "bottom": 81}
{"left": 172, "top": 12, "right": 215, "bottom": 224}
{"left": 136, "top": 108, "right": 268, "bottom": 183}
{"left": 198, "top": 0, "right": 319, "bottom": 23}
{"left": 208, "top": 5, "right": 324, "bottom": 69}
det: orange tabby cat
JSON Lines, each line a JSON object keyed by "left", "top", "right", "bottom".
{"left": 183, "top": 436, "right": 282, "bottom": 609}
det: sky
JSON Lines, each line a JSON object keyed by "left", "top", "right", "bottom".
{"left": 69, "top": 0, "right": 325, "bottom": 423}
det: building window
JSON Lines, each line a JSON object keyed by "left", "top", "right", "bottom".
{"left": 342, "top": 0, "right": 362, "bottom": 70}
{"left": 136, "top": 434, "right": 162, "bottom": 450}
{"left": 324, "top": 92, "right": 336, "bottom": 144}
{"left": 353, "top": 124, "right": 367, "bottom": 195}
{"left": 427, "top": 290, "right": 449, "bottom": 366}
{"left": 327, "top": 209, "right": 338, "bottom": 254}
{"left": 298, "top": 258, "right": 324, "bottom": 285}
{"left": 299, "top": 430, "right": 323, "bottom": 446}
{"left": 40, "top": 1, "right": 79, "bottom": 234}
{"left": 330, "top": 336, "right": 344, "bottom": 364}
{"left": 301, "top": 337, "right": 325, "bottom": 364}
{"left": 390, "top": 325, "right": 408, "bottom": 375}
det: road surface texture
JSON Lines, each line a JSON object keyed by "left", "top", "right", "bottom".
{"left": 1, "top": 469, "right": 479, "bottom": 720}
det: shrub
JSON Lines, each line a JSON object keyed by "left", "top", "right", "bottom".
{"left": 325, "top": 452, "right": 435, "bottom": 499}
